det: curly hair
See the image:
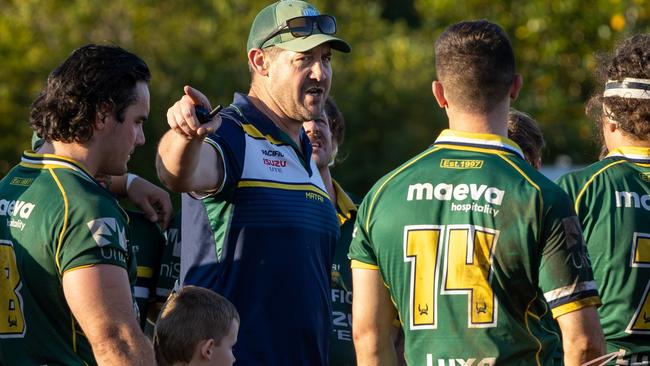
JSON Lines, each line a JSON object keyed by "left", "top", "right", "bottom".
{"left": 507, "top": 109, "right": 545, "bottom": 166}
{"left": 30, "top": 44, "right": 150, "bottom": 144}
{"left": 587, "top": 34, "right": 650, "bottom": 141}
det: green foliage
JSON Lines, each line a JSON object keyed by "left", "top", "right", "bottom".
{"left": 0, "top": 0, "right": 648, "bottom": 197}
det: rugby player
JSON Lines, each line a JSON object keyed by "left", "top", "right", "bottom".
{"left": 349, "top": 20, "right": 605, "bottom": 366}
{"left": 558, "top": 34, "right": 650, "bottom": 364}
{"left": 303, "top": 97, "right": 359, "bottom": 365}
{"left": 0, "top": 44, "right": 153, "bottom": 364}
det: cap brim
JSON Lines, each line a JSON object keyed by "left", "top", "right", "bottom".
{"left": 275, "top": 33, "right": 351, "bottom": 53}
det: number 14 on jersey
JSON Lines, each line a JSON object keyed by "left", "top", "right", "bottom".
{"left": 404, "top": 224, "right": 499, "bottom": 330}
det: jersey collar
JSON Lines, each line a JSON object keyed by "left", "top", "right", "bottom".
{"left": 333, "top": 179, "right": 357, "bottom": 225}
{"left": 606, "top": 146, "right": 650, "bottom": 163}
{"left": 20, "top": 151, "right": 96, "bottom": 183}
{"left": 230, "top": 92, "right": 314, "bottom": 174}
{"left": 434, "top": 129, "right": 525, "bottom": 160}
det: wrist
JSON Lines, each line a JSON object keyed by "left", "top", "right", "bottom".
{"left": 126, "top": 173, "right": 139, "bottom": 192}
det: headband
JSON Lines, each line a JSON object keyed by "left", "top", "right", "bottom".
{"left": 604, "top": 77, "right": 650, "bottom": 99}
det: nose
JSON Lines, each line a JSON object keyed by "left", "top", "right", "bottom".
{"left": 310, "top": 60, "right": 327, "bottom": 82}
{"left": 135, "top": 124, "right": 145, "bottom": 146}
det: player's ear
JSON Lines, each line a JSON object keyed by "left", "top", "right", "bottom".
{"left": 510, "top": 74, "right": 523, "bottom": 101}
{"left": 432, "top": 81, "right": 448, "bottom": 108}
{"left": 94, "top": 102, "right": 112, "bottom": 131}
{"left": 199, "top": 339, "right": 215, "bottom": 360}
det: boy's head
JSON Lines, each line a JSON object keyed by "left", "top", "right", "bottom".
{"left": 507, "top": 109, "right": 545, "bottom": 170}
{"left": 154, "top": 286, "right": 240, "bottom": 366}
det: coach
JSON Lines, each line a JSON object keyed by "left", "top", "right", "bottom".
{"left": 156, "top": 1, "right": 350, "bottom": 365}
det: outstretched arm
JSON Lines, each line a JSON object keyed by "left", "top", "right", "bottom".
{"left": 156, "top": 85, "right": 224, "bottom": 193}
{"left": 352, "top": 267, "right": 398, "bottom": 366}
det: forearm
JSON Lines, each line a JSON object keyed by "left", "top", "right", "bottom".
{"left": 91, "top": 323, "right": 153, "bottom": 366}
{"left": 156, "top": 130, "right": 204, "bottom": 192}
{"left": 562, "top": 336, "right": 604, "bottom": 366}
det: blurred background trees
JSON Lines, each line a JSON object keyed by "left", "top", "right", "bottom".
{"left": 0, "top": 0, "right": 648, "bottom": 196}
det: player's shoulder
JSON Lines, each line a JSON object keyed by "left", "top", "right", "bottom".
{"left": 557, "top": 158, "right": 620, "bottom": 192}
{"left": 55, "top": 171, "right": 124, "bottom": 218}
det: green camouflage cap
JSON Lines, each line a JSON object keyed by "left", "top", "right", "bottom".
{"left": 247, "top": 0, "right": 351, "bottom": 53}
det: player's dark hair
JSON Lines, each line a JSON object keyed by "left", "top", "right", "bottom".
{"left": 507, "top": 109, "right": 545, "bottom": 167}
{"left": 324, "top": 97, "right": 345, "bottom": 147}
{"left": 30, "top": 44, "right": 151, "bottom": 144}
{"left": 434, "top": 20, "right": 515, "bottom": 113}
{"left": 587, "top": 34, "right": 650, "bottom": 141}
{"left": 154, "top": 286, "right": 239, "bottom": 365}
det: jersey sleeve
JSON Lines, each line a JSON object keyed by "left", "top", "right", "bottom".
{"left": 58, "top": 196, "right": 130, "bottom": 274}
{"left": 538, "top": 190, "right": 601, "bottom": 318}
{"left": 348, "top": 195, "right": 380, "bottom": 270}
{"left": 200, "top": 111, "right": 246, "bottom": 196}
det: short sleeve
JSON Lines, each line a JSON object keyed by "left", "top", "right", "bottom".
{"left": 538, "top": 192, "right": 601, "bottom": 318}
{"left": 59, "top": 199, "right": 129, "bottom": 274}
{"left": 200, "top": 112, "right": 246, "bottom": 196}
{"left": 348, "top": 197, "right": 379, "bottom": 270}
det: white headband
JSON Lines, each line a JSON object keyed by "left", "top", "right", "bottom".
{"left": 604, "top": 77, "right": 650, "bottom": 99}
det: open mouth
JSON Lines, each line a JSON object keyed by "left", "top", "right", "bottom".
{"left": 305, "top": 86, "right": 324, "bottom": 97}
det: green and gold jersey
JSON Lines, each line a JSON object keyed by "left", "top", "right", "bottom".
{"left": 129, "top": 210, "right": 165, "bottom": 330}
{"left": 349, "top": 130, "right": 600, "bottom": 366}
{"left": 0, "top": 152, "right": 136, "bottom": 365}
{"left": 330, "top": 180, "right": 359, "bottom": 366}
{"left": 558, "top": 147, "right": 650, "bottom": 362}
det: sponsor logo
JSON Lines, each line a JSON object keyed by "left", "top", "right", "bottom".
{"left": 641, "top": 172, "right": 650, "bottom": 182}
{"left": 305, "top": 192, "right": 324, "bottom": 202}
{"left": 302, "top": 6, "right": 319, "bottom": 16}
{"left": 87, "top": 217, "right": 127, "bottom": 250}
{"left": 615, "top": 191, "right": 650, "bottom": 211}
{"left": 440, "top": 159, "right": 484, "bottom": 169}
{"left": 167, "top": 228, "right": 182, "bottom": 257}
{"left": 9, "top": 177, "right": 33, "bottom": 186}
{"left": 427, "top": 356, "right": 496, "bottom": 366}
{"left": 6, "top": 219, "right": 26, "bottom": 231}
{"left": 408, "top": 183, "right": 504, "bottom": 217}
{"left": 0, "top": 199, "right": 36, "bottom": 219}
{"left": 261, "top": 149, "right": 284, "bottom": 158}
{"left": 263, "top": 158, "right": 287, "bottom": 168}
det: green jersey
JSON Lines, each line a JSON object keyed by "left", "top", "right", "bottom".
{"left": 349, "top": 130, "right": 600, "bottom": 366}
{"left": 0, "top": 152, "right": 136, "bottom": 365}
{"left": 558, "top": 146, "right": 650, "bottom": 361}
{"left": 129, "top": 210, "right": 165, "bottom": 330}
{"left": 330, "top": 180, "right": 359, "bottom": 366}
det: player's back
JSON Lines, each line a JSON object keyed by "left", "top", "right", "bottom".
{"left": 558, "top": 148, "right": 650, "bottom": 359}
{"left": 350, "top": 130, "right": 599, "bottom": 365}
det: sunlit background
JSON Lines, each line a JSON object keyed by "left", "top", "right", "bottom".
{"left": 1, "top": 0, "right": 648, "bottom": 198}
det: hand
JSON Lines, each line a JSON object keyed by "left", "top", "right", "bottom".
{"left": 167, "top": 85, "right": 222, "bottom": 140}
{"left": 127, "top": 177, "right": 173, "bottom": 230}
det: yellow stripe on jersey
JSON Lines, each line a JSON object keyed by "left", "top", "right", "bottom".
{"left": 50, "top": 168, "right": 70, "bottom": 275}
{"left": 524, "top": 294, "right": 543, "bottom": 366}
{"left": 574, "top": 160, "right": 626, "bottom": 213}
{"left": 237, "top": 180, "right": 330, "bottom": 200}
{"left": 550, "top": 296, "right": 602, "bottom": 318}
{"left": 137, "top": 266, "right": 154, "bottom": 278}
{"left": 350, "top": 259, "right": 379, "bottom": 270}
{"left": 365, "top": 147, "right": 442, "bottom": 231}
{"left": 434, "top": 144, "right": 516, "bottom": 158}
{"left": 241, "top": 123, "right": 284, "bottom": 145}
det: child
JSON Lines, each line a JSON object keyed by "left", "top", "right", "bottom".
{"left": 154, "top": 286, "right": 239, "bottom": 366}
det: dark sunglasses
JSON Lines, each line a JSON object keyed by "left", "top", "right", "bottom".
{"left": 259, "top": 15, "right": 337, "bottom": 48}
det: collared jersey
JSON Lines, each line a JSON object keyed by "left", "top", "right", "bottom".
{"left": 558, "top": 147, "right": 650, "bottom": 361}
{"left": 330, "top": 180, "right": 359, "bottom": 366}
{"left": 181, "top": 93, "right": 339, "bottom": 366}
{"left": 348, "top": 130, "right": 600, "bottom": 366}
{"left": 129, "top": 210, "right": 165, "bottom": 330}
{"left": 0, "top": 152, "right": 136, "bottom": 365}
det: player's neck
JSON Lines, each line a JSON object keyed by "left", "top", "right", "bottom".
{"left": 318, "top": 166, "right": 336, "bottom": 205}
{"left": 49, "top": 141, "right": 101, "bottom": 176}
{"left": 446, "top": 100, "right": 509, "bottom": 137}
{"left": 247, "top": 87, "right": 303, "bottom": 147}
{"left": 605, "top": 128, "right": 650, "bottom": 151}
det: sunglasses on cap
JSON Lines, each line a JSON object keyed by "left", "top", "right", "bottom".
{"left": 259, "top": 15, "right": 337, "bottom": 49}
